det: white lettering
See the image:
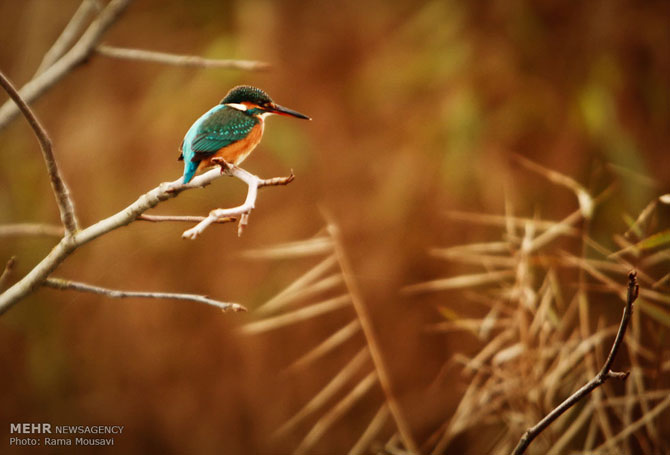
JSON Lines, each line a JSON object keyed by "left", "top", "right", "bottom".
{"left": 9, "top": 437, "right": 39, "bottom": 446}
{"left": 45, "top": 437, "right": 72, "bottom": 446}
{"left": 10, "top": 423, "right": 51, "bottom": 434}
{"left": 76, "top": 437, "right": 114, "bottom": 446}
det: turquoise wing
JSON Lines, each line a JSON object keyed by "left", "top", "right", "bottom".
{"left": 180, "top": 105, "right": 258, "bottom": 183}
{"left": 190, "top": 107, "right": 258, "bottom": 157}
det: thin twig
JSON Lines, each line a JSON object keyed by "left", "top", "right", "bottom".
{"left": 0, "top": 223, "right": 64, "bottom": 238}
{"left": 44, "top": 277, "right": 246, "bottom": 312}
{"left": 96, "top": 45, "right": 270, "bottom": 71}
{"left": 35, "top": 0, "right": 101, "bottom": 75}
{"left": 0, "top": 0, "right": 132, "bottom": 131}
{"left": 0, "top": 71, "right": 79, "bottom": 235}
{"left": 136, "top": 214, "right": 236, "bottom": 224}
{"left": 0, "top": 257, "right": 17, "bottom": 291}
{"left": 328, "top": 222, "right": 421, "bottom": 454}
{"left": 182, "top": 166, "right": 294, "bottom": 239}
{"left": 511, "top": 271, "right": 639, "bottom": 455}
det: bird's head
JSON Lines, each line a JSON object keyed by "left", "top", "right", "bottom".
{"left": 220, "top": 85, "right": 310, "bottom": 120}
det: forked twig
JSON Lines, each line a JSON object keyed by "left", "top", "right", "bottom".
{"left": 511, "top": 271, "right": 639, "bottom": 455}
{"left": 182, "top": 164, "right": 294, "bottom": 239}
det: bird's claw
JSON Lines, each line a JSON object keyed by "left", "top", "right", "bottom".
{"left": 211, "top": 157, "right": 232, "bottom": 175}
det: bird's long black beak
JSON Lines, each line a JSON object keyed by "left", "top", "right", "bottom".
{"left": 269, "top": 103, "right": 311, "bottom": 120}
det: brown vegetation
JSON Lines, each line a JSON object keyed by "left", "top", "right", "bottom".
{"left": 1, "top": 1, "right": 669, "bottom": 454}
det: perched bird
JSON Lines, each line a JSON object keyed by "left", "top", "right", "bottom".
{"left": 179, "top": 85, "right": 310, "bottom": 183}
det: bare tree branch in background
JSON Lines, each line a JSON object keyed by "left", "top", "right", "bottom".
{"left": 0, "top": 223, "right": 64, "bottom": 238}
{"left": 0, "top": 0, "right": 132, "bottom": 130}
{"left": 44, "top": 277, "right": 246, "bottom": 312}
{"left": 511, "top": 271, "right": 639, "bottom": 455}
{"left": 34, "top": 0, "right": 102, "bottom": 75}
{"left": 0, "top": 71, "right": 79, "bottom": 234}
{"left": 96, "top": 45, "right": 271, "bottom": 71}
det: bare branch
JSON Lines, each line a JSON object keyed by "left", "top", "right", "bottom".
{"left": 258, "top": 171, "right": 295, "bottom": 188}
{"left": 0, "top": 71, "right": 79, "bottom": 235}
{"left": 0, "top": 0, "right": 132, "bottom": 131}
{"left": 0, "top": 164, "right": 289, "bottom": 314}
{"left": 0, "top": 257, "right": 17, "bottom": 291}
{"left": 35, "top": 0, "right": 101, "bottom": 75}
{"left": 136, "top": 214, "right": 236, "bottom": 224}
{"left": 0, "top": 166, "right": 236, "bottom": 315}
{"left": 96, "top": 45, "right": 271, "bottom": 71}
{"left": 0, "top": 223, "right": 64, "bottom": 238}
{"left": 44, "top": 277, "right": 246, "bottom": 312}
{"left": 511, "top": 271, "right": 639, "bottom": 455}
{"left": 182, "top": 166, "right": 294, "bottom": 240}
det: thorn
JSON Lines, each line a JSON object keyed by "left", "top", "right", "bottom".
{"left": 237, "top": 213, "right": 249, "bottom": 237}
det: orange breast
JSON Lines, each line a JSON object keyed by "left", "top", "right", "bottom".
{"left": 198, "top": 121, "right": 264, "bottom": 170}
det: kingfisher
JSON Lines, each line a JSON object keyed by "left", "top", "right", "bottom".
{"left": 178, "top": 85, "right": 310, "bottom": 183}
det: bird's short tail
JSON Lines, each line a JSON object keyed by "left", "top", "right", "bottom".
{"left": 183, "top": 160, "right": 199, "bottom": 183}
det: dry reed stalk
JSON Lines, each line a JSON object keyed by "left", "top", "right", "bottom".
{"left": 347, "top": 404, "right": 390, "bottom": 455}
{"left": 241, "top": 294, "right": 351, "bottom": 334}
{"left": 286, "top": 320, "right": 362, "bottom": 373}
{"left": 294, "top": 371, "right": 378, "bottom": 455}
{"left": 275, "top": 348, "right": 372, "bottom": 439}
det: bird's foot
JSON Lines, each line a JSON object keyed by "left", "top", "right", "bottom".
{"left": 211, "top": 157, "right": 232, "bottom": 175}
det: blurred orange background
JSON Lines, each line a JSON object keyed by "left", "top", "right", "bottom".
{"left": 0, "top": 0, "right": 668, "bottom": 454}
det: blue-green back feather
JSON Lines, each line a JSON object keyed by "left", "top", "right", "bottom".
{"left": 180, "top": 105, "right": 258, "bottom": 183}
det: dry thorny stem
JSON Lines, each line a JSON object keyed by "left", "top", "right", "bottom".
{"left": 0, "top": 0, "right": 280, "bottom": 315}
{"left": 511, "top": 271, "right": 640, "bottom": 455}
